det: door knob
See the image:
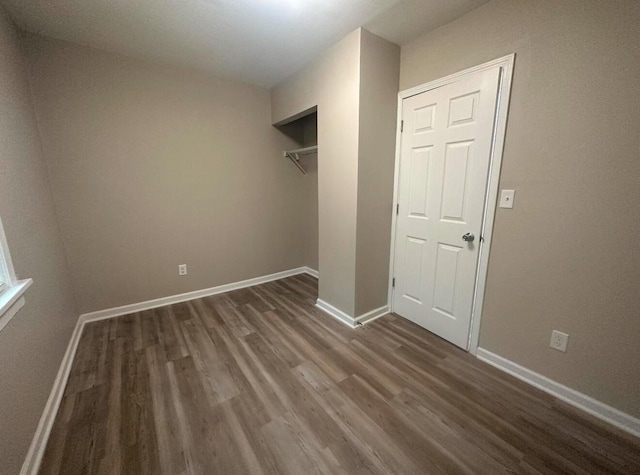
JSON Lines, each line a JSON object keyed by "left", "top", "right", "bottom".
{"left": 462, "top": 232, "right": 475, "bottom": 242}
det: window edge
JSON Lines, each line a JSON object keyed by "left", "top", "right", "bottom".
{"left": 0, "top": 279, "right": 33, "bottom": 332}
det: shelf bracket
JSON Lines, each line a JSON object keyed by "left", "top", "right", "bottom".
{"left": 283, "top": 145, "right": 317, "bottom": 175}
{"left": 285, "top": 152, "right": 307, "bottom": 174}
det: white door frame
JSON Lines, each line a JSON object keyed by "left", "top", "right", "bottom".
{"left": 387, "top": 54, "right": 515, "bottom": 354}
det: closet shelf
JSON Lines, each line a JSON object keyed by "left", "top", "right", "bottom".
{"left": 284, "top": 145, "right": 318, "bottom": 174}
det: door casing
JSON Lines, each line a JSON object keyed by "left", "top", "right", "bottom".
{"left": 388, "top": 54, "right": 515, "bottom": 354}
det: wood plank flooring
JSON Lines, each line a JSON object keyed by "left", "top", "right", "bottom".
{"left": 40, "top": 274, "right": 640, "bottom": 474}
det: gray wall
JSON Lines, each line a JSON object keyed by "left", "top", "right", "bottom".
{"left": 271, "top": 29, "right": 400, "bottom": 318}
{"left": 300, "top": 114, "right": 318, "bottom": 271}
{"left": 24, "top": 35, "right": 313, "bottom": 315}
{"left": 0, "top": 10, "right": 78, "bottom": 474}
{"left": 299, "top": 152, "right": 318, "bottom": 271}
{"left": 272, "top": 29, "right": 362, "bottom": 316}
{"left": 400, "top": 0, "right": 640, "bottom": 417}
{"left": 355, "top": 30, "right": 400, "bottom": 316}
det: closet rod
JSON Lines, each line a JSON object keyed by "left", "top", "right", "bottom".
{"left": 286, "top": 145, "right": 318, "bottom": 156}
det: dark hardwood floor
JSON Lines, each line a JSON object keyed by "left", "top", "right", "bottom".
{"left": 40, "top": 274, "right": 640, "bottom": 474}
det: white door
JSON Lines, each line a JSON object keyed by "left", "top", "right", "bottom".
{"left": 392, "top": 67, "right": 500, "bottom": 349}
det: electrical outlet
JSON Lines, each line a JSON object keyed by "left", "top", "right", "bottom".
{"left": 178, "top": 264, "right": 187, "bottom": 276}
{"left": 550, "top": 330, "right": 569, "bottom": 352}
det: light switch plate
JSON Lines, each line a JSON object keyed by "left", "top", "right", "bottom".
{"left": 499, "top": 189, "right": 515, "bottom": 208}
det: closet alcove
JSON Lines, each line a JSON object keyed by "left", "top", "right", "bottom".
{"left": 275, "top": 109, "right": 319, "bottom": 274}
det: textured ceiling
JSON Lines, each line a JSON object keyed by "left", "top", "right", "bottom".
{"left": 2, "top": 0, "right": 490, "bottom": 87}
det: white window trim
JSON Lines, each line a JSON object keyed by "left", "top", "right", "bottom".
{"left": 0, "top": 216, "right": 32, "bottom": 332}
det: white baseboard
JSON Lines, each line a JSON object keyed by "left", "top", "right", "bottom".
{"left": 355, "top": 305, "right": 389, "bottom": 325}
{"left": 315, "top": 299, "right": 356, "bottom": 328}
{"left": 315, "top": 300, "right": 389, "bottom": 329}
{"left": 20, "top": 266, "right": 317, "bottom": 474}
{"left": 303, "top": 267, "right": 319, "bottom": 278}
{"left": 20, "top": 315, "right": 86, "bottom": 475}
{"left": 81, "top": 266, "right": 317, "bottom": 324}
{"left": 476, "top": 348, "right": 640, "bottom": 439}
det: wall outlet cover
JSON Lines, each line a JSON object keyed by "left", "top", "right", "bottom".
{"left": 499, "top": 189, "right": 516, "bottom": 208}
{"left": 178, "top": 264, "right": 187, "bottom": 276}
{"left": 550, "top": 330, "right": 569, "bottom": 352}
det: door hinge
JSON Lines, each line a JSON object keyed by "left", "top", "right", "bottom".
{"left": 400, "top": 120, "right": 404, "bottom": 133}
{"left": 392, "top": 278, "right": 396, "bottom": 288}
{"left": 396, "top": 203, "right": 399, "bottom": 215}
